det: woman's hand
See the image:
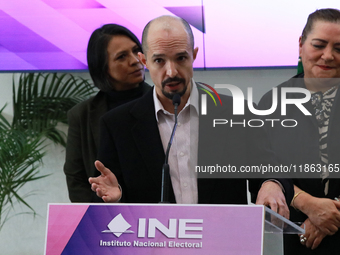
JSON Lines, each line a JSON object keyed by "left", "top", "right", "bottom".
{"left": 293, "top": 186, "right": 340, "bottom": 235}
{"left": 304, "top": 197, "right": 340, "bottom": 235}
{"left": 300, "top": 218, "right": 327, "bottom": 250}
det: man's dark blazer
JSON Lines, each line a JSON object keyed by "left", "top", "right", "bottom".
{"left": 64, "top": 82, "right": 150, "bottom": 202}
{"left": 98, "top": 85, "right": 293, "bottom": 204}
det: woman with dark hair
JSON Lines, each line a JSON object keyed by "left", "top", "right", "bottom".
{"left": 259, "top": 8, "right": 340, "bottom": 255}
{"left": 64, "top": 24, "right": 150, "bottom": 202}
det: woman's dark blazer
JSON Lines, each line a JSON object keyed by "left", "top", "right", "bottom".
{"left": 64, "top": 83, "right": 150, "bottom": 202}
{"left": 258, "top": 74, "right": 340, "bottom": 255}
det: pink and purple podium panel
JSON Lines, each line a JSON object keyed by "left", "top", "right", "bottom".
{"left": 45, "top": 204, "right": 302, "bottom": 255}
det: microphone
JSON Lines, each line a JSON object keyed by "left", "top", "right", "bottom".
{"left": 160, "top": 94, "right": 181, "bottom": 203}
{"left": 172, "top": 93, "right": 181, "bottom": 107}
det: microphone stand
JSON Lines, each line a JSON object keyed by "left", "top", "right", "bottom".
{"left": 160, "top": 94, "right": 181, "bottom": 203}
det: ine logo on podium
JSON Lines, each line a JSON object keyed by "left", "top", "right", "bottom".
{"left": 102, "top": 213, "right": 134, "bottom": 237}
{"left": 101, "top": 213, "right": 203, "bottom": 239}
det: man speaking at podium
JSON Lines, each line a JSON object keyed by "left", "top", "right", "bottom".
{"left": 89, "top": 15, "right": 293, "bottom": 218}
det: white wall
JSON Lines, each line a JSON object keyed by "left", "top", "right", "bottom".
{"left": 0, "top": 73, "right": 16, "bottom": 117}
{"left": 0, "top": 68, "right": 296, "bottom": 255}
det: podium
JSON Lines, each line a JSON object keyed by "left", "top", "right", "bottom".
{"left": 45, "top": 204, "right": 303, "bottom": 255}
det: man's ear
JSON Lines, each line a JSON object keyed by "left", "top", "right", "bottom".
{"left": 138, "top": 52, "right": 147, "bottom": 68}
{"left": 193, "top": 47, "right": 199, "bottom": 60}
{"left": 298, "top": 36, "right": 303, "bottom": 57}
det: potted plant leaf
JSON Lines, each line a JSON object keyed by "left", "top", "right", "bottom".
{"left": 0, "top": 72, "right": 95, "bottom": 230}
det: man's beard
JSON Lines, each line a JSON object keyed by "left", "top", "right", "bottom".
{"left": 161, "top": 77, "right": 188, "bottom": 100}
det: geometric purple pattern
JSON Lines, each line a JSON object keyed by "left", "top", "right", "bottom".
{"left": 41, "top": 0, "right": 105, "bottom": 9}
{"left": 0, "top": 0, "right": 205, "bottom": 71}
{"left": 165, "top": 6, "right": 205, "bottom": 33}
{"left": 0, "top": 11, "right": 60, "bottom": 52}
{"left": 1, "top": 0, "right": 336, "bottom": 71}
{"left": 0, "top": 10, "right": 87, "bottom": 70}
